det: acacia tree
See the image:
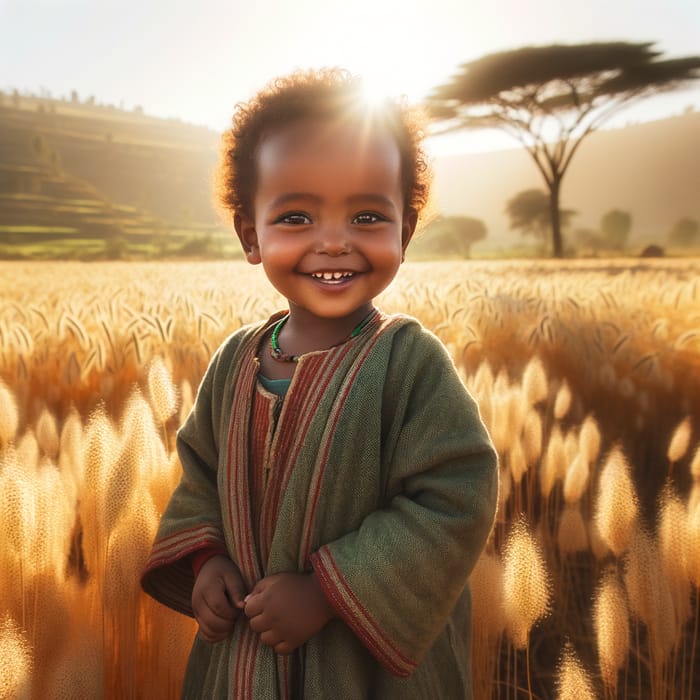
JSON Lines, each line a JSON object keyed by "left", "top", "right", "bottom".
{"left": 505, "top": 189, "right": 576, "bottom": 247}
{"left": 426, "top": 42, "right": 700, "bottom": 257}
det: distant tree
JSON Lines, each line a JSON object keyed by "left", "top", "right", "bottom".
{"left": 505, "top": 189, "right": 576, "bottom": 245}
{"left": 71, "top": 90, "right": 79, "bottom": 103}
{"left": 414, "top": 215, "right": 487, "bottom": 259}
{"left": 427, "top": 42, "right": 700, "bottom": 257}
{"left": 600, "top": 209, "right": 632, "bottom": 249}
{"left": 668, "top": 217, "right": 700, "bottom": 247}
{"left": 12, "top": 89, "right": 20, "bottom": 108}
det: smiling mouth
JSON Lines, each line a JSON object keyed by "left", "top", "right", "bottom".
{"left": 310, "top": 271, "right": 356, "bottom": 283}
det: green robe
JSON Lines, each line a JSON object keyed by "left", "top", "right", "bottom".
{"left": 141, "top": 311, "right": 498, "bottom": 699}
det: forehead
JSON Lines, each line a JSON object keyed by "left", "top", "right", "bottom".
{"left": 256, "top": 118, "right": 402, "bottom": 193}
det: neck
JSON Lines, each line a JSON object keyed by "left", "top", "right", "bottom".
{"left": 282, "top": 303, "right": 375, "bottom": 355}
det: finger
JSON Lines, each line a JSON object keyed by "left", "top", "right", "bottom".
{"left": 197, "top": 609, "right": 237, "bottom": 638}
{"left": 259, "top": 629, "right": 283, "bottom": 648}
{"left": 243, "top": 593, "right": 264, "bottom": 618}
{"left": 247, "top": 612, "right": 271, "bottom": 635}
{"left": 197, "top": 621, "right": 232, "bottom": 644}
{"left": 204, "top": 589, "right": 236, "bottom": 620}
{"left": 222, "top": 571, "right": 247, "bottom": 608}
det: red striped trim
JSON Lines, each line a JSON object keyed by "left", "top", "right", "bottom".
{"left": 279, "top": 654, "right": 291, "bottom": 700}
{"left": 224, "top": 339, "right": 263, "bottom": 589}
{"left": 147, "top": 524, "right": 224, "bottom": 558}
{"left": 259, "top": 345, "right": 353, "bottom": 553}
{"left": 233, "top": 626, "right": 256, "bottom": 699}
{"left": 311, "top": 546, "right": 417, "bottom": 677}
{"left": 251, "top": 387, "right": 276, "bottom": 566}
{"left": 299, "top": 320, "right": 392, "bottom": 564}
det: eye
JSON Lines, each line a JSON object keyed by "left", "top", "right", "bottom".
{"left": 275, "top": 212, "right": 312, "bottom": 225}
{"left": 352, "top": 212, "right": 386, "bottom": 225}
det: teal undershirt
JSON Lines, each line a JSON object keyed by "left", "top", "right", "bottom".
{"left": 258, "top": 374, "right": 292, "bottom": 397}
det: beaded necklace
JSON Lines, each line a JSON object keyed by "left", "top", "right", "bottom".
{"left": 270, "top": 309, "right": 377, "bottom": 363}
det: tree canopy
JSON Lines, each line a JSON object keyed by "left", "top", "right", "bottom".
{"left": 411, "top": 215, "right": 487, "bottom": 259}
{"left": 426, "top": 42, "right": 700, "bottom": 257}
{"left": 600, "top": 209, "right": 632, "bottom": 250}
{"left": 505, "top": 189, "right": 576, "bottom": 244}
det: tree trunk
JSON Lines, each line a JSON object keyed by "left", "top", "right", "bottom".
{"left": 549, "top": 177, "right": 563, "bottom": 258}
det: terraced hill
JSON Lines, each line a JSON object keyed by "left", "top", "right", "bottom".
{"left": 0, "top": 95, "right": 235, "bottom": 259}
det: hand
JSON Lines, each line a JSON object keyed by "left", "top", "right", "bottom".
{"left": 192, "top": 555, "right": 247, "bottom": 643}
{"left": 244, "top": 572, "right": 336, "bottom": 654}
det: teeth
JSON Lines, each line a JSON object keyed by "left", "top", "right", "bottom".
{"left": 311, "top": 271, "right": 354, "bottom": 281}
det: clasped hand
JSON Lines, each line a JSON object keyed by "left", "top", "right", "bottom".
{"left": 192, "top": 556, "right": 335, "bottom": 654}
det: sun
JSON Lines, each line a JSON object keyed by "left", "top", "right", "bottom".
{"left": 357, "top": 74, "right": 395, "bottom": 110}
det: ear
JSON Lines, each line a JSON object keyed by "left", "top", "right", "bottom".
{"left": 400, "top": 208, "right": 418, "bottom": 261}
{"left": 234, "top": 213, "right": 261, "bottom": 264}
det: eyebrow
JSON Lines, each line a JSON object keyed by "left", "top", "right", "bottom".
{"left": 269, "top": 192, "right": 398, "bottom": 211}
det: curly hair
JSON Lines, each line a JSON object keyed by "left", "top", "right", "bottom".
{"left": 215, "top": 68, "right": 431, "bottom": 223}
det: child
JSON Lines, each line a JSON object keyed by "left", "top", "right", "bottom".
{"left": 141, "top": 68, "right": 498, "bottom": 699}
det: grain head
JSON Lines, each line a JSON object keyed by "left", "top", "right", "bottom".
{"left": 522, "top": 356, "right": 548, "bottom": 406}
{"left": 657, "top": 484, "right": 691, "bottom": 631}
{"left": 593, "top": 567, "right": 630, "bottom": 693}
{"left": 623, "top": 527, "right": 676, "bottom": 663}
{"left": 578, "top": 414, "right": 601, "bottom": 466}
{"left": 502, "top": 515, "right": 551, "bottom": 649}
{"left": 553, "top": 380, "right": 572, "bottom": 420}
{"left": 36, "top": 407, "right": 60, "bottom": 459}
{"left": 508, "top": 437, "right": 528, "bottom": 485}
{"left": 0, "top": 379, "right": 19, "bottom": 450}
{"left": 103, "top": 490, "right": 158, "bottom": 610}
{"left": 555, "top": 641, "right": 596, "bottom": 700}
{"left": 594, "top": 445, "right": 639, "bottom": 557}
{"left": 563, "top": 452, "right": 590, "bottom": 505}
{"left": 80, "top": 406, "right": 120, "bottom": 574}
{"left": 147, "top": 356, "right": 178, "bottom": 425}
{"left": 667, "top": 415, "right": 692, "bottom": 464}
{"left": 0, "top": 617, "right": 32, "bottom": 700}
{"left": 540, "top": 426, "right": 565, "bottom": 499}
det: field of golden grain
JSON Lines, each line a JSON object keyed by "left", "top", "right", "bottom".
{"left": 1, "top": 259, "right": 699, "bottom": 699}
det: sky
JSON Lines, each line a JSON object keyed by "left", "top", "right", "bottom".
{"left": 1, "top": 0, "right": 699, "bottom": 153}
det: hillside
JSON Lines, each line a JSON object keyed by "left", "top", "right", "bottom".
{"left": 432, "top": 110, "right": 700, "bottom": 251}
{"left": 1, "top": 92, "right": 698, "bottom": 258}
{"left": 0, "top": 94, "right": 230, "bottom": 259}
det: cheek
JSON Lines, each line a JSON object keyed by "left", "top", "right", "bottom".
{"left": 368, "top": 235, "right": 404, "bottom": 267}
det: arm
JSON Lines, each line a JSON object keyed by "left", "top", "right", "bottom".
{"left": 311, "top": 329, "right": 498, "bottom": 676}
{"left": 141, "top": 337, "right": 240, "bottom": 616}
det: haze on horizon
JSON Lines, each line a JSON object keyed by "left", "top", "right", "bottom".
{"left": 1, "top": 0, "right": 699, "bottom": 154}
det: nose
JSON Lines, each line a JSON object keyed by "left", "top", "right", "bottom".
{"left": 316, "top": 223, "right": 351, "bottom": 256}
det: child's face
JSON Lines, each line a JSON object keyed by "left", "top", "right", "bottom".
{"left": 235, "top": 118, "right": 416, "bottom": 325}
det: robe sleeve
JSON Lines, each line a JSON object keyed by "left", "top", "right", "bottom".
{"left": 311, "top": 326, "right": 498, "bottom": 677}
{"left": 141, "top": 337, "right": 238, "bottom": 616}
